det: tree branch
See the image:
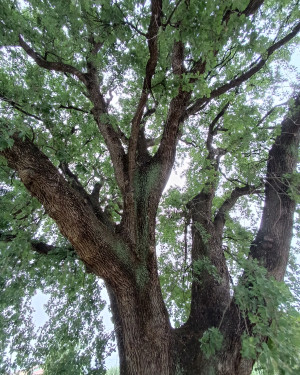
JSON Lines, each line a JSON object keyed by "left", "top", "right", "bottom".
{"left": 0, "top": 94, "right": 42, "bottom": 121}
{"left": 162, "top": 0, "right": 184, "bottom": 29}
{"left": 0, "top": 134, "right": 132, "bottom": 281}
{"left": 255, "top": 100, "right": 289, "bottom": 127}
{"left": 214, "top": 185, "right": 262, "bottom": 232}
{"left": 128, "top": 0, "right": 162, "bottom": 183}
{"left": 19, "top": 34, "right": 127, "bottom": 195}
{"left": 58, "top": 104, "right": 89, "bottom": 114}
{"left": 206, "top": 102, "right": 230, "bottom": 155}
{"left": 0, "top": 231, "right": 75, "bottom": 256}
{"left": 19, "top": 35, "right": 88, "bottom": 85}
{"left": 249, "top": 94, "right": 300, "bottom": 280}
{"left": 222, "top": 0, "right": 264, "bottom": 24}
{"left": 186, "top": 21, "right": 300, "bottom": 117}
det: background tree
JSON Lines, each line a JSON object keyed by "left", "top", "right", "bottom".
{"left": 0, "top": 0, "right": 300, "bottom": 374}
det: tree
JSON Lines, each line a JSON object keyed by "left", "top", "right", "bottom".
{"left": 0, "top": 0, "right": 299, "bottom": 374}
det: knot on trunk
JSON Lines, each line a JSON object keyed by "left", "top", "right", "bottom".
{"left": 19, "top": 168, "right": 37, "bottom": 186}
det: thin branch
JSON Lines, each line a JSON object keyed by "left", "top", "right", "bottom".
{"left": 0, "top": 95, "right": 42, "bottom": 121}
{"left": 186, "top": 21, "right": 300, "bottom": 117}
{"left": 58, "top": 104, "right": 89, "bottom": 114}
{"left": 255, "top": 100, "right": 289, "bottom": 127}
{"left": 162, "top": 0, "right": 184, "bottom": 29}
{"left": 0, "top": 232, "right": 75, "bottom": 256}
{"left": 206, "top": 102, "right": 230, "bottom": 154}
{"left": 214, "top": 184, "right": 262, "bottom": 230}
{"left": 123, "top": 20, "right": 148, "bottom": 37}
{"left": 19, "top": 35, "right": 88, "bottom": 85}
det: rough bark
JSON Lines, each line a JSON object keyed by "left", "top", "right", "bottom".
{"left": 250, "top": 95, "right": 300, "bottom": 279}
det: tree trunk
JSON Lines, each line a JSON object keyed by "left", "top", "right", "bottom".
{"left": 107, "top": 277, "right": 254, "bottom": 375}
{"left": 107, "top": 276, "right": 174, "bottom": 375}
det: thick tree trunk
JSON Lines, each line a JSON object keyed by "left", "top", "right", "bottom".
{"left": 107, "top": 282, "right": 254, "bottom": 375}
{"left": 107, "top": 277, "right": 174, "bottom": 375}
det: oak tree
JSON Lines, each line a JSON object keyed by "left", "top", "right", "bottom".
{"left": 0, "top": 0, "right": 300, "bottom": 374}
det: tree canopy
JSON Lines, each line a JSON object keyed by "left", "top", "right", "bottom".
{"left": 0, "top": 0, "right": 300, "bottom": 374}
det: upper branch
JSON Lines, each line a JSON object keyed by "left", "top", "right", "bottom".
{"left": 127, "top": 0, "right": 162, "bottom": 182}
{"left": 206, "top": 102, "right": 230, "bottom": 156}
{"left": 222, "top": 0, "right": 264, "bottom": 24}
{"left": 18, "top": 35, "right": 88, "bottom": 85}
{"left": 214, "top": 184, "right": 262, "bottom": 233}
{"left": 152, "top": 41, "right": 190, "bottom": 197}
{"left": 186, "top": 21, "right": 300, "bottom": 117}
{"left": 19, "top": 33, "right": 127, "bottom": 195}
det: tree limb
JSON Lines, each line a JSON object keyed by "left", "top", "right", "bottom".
{"left": 206, "top": 102, "right": 230, "bottom": 155}
{"left": 222, "top": 0, "right": 264, "bottom": 24}
{"left": 255, "top": 100, "right": 289, "bottom": 127}
{"left": 19, "top": 35, "right": 88, "bottom": 85}
{"left": 186, "top": 21, "right": 300, "bottom": 117}
{"left": 19, "top": 34, "right": 127, "bottom": 195}
{"left": 214, "top": 185, "right": 262, "bottom": 232}
{"left": 128, "top": 0, "right": 162, "bottom": 183}
{"left": 0, "top": 231, "right": 75, "bottom": 256}
{"left": 0, "top": 94, "right": 42, "bottom": 121}
{"left": 0, "top": 134, "right": 132, "bottom": 281}
{"left": 249, "top": 94, "right": 300, "bottom": 280}
{"left": 58, "top": 104, "right": 89, "bottom": 114}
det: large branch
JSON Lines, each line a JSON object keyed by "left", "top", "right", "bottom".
{"left": 0, "top": 134, "right": 132, "bottom": 282}
{"left": 249, "top": 95, "right": 300, "bottom": 280}
{"left": 127, "top": 0, "right": 162, "bottom": 182}
{"left": 150, "top": 1, "right": 266, "bottom": 201}
{"left": 216, "top": 96, "right": 300, "bottom": 363}
{"left": 151, "top": 39, "right": 190, "bottom": 200}
{"left": 186, "top": 21, "right": 300, "bottom": 117}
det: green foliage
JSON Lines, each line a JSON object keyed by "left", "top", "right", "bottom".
{"left": 199, "top": 327, "right": 224, "bottom": 359}
{"left": 193, "top": 257, "right": 221, "bottom": 285}
{"left": 234, "top": 260, "right": 300, "bottom": 375}
{"left": 0, "top": 227, "right": 110, "bottom": 373}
